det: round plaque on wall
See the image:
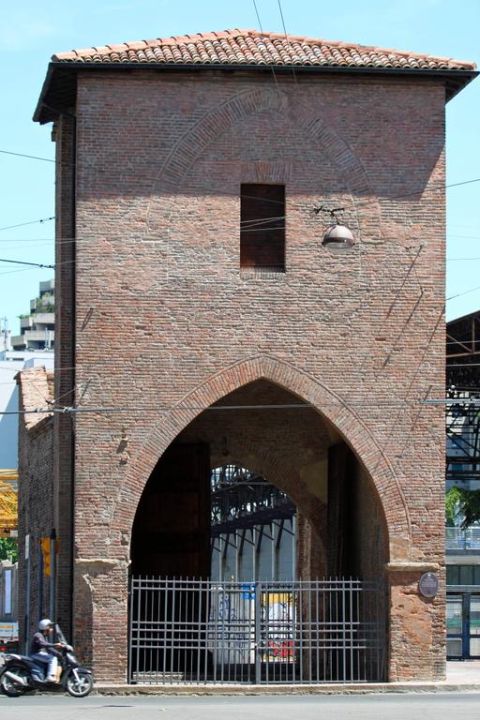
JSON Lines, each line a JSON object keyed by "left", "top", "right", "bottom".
{"left": 418, "top": 572, "right": 439, "bottom": 598}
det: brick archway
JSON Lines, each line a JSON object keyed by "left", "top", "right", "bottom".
{"left": 120, "top": 354, "right": 410, "bottom": 558}
{"left": 145, "top": 83, "right": 381, "bottom": 240}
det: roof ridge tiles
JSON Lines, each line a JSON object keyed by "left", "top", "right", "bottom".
{"left": 50, "top": 27, "right": 476, "bottom": 73}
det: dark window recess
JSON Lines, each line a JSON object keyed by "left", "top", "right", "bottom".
{"left": 240, "top": 184, "right": 285, "bottom": 272}
{"left": 447, "top": 565, "right": 480, "bottom": 586}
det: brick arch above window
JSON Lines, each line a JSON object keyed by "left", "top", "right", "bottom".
{"left": 144, "top": 85, "right": 381, "bottom": 241}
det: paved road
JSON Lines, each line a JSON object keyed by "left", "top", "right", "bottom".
{"left": 1, "top": 693, "right": 480, "bottom": 720}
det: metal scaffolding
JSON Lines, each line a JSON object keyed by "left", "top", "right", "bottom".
{"left": 0, "top": 471, "right": 17, "bottom": 536}
{"left": 210, "top": 465, "right": 296, "bottom": 583}
{"left": 447, "top": 310, "right": 480, "bottom": 485}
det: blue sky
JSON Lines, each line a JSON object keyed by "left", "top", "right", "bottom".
{"left": 0, "top": 0, "right": 479, "bottom": 334}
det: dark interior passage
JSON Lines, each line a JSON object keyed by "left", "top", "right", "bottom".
{"left": 131, "top": 442, "right": 210, "bottom": 577}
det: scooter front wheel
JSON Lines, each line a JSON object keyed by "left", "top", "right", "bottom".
{"left": 66, "top": 669, "right": 93, "bottom": 697}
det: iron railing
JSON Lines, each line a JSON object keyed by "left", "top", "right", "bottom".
{"left": 129, "top": 577, "right": 384, "bottom": 685}
{"left": 446, "top": 526, "right": 480, "bottom": 551}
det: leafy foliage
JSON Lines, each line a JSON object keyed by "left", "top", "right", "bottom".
{"left": 446, "top": 486, "right": 480, "bottom": 528}
{"left": 0, "top": 538, "right": 18, "bottom": 563}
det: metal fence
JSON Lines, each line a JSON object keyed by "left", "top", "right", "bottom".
{"left": 446, "top": 526, "right": 480, "bottom": 551}
{"left": 129, "top": 577, "right": 384, "bottom": 685}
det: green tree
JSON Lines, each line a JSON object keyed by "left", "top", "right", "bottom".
{"left": 446, "top": 486, "right": 480, "bottom": 528}
{"left": 0, "top": 537, "right": 18, "bottom": 562}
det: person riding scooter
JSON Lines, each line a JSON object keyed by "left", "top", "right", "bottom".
{"left": 29, "top": 619, "right": 64, "bottom": 682}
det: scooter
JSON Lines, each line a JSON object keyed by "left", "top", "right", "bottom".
{"left": 0, "top": 625, "right": 93, "bottom": 698}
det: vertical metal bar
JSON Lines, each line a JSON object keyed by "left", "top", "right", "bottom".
{"left": 128, "top": 575, "right": 133, "bottom": 683}
{"left": 220, "top": 538, "right": 226, "bottom": 582}
{"left": 170, "top": 577, "right": 176, "bottom": 679}
{"left": 299, "top": 581, "right": 303, "bottom": 683}
{"left": 270, "top": 522, "right": 276, "bottom": 580}
{"left": 255, "top": 581, "right": 261, "bottom": 684}
{"left": 315, "top": 580, "right": 319, "bottom": 682}
{"left": 350, "top": 580, "right": 354, "bottom": 682}
{"left": 292, "top": 582, "right": 297, "bottom": 684}
{"left": 309, "top": 581, "right": 313, "bottom": 684}
{"left": 291, "top": 516, "right": 296, "bottom": 579}
{"left": 235, "top": 531, "right": 240, "bottom": 583}
{"left": 197, "top": 578, "right": 202, "bottom": 683}
{"left": 156, "top": 578, "right": 160, "bottom": 683}
{"left": 149, "top": 576, "right": 154, "bottom": 682}
{"left": 204, "top": 579, "right": 210, "bottom": 684}
{"left": 162, "top": 578, "right": 167, "bottom": 683}
{"left": 188, "top": 580, "right": 192, "bottom": 683}
{"left": 137, "top": 577, "right": 142, "bottom": 684}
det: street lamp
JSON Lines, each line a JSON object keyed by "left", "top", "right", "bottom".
{"left": 314, "top": 206, "right": 356, "bottom": 250}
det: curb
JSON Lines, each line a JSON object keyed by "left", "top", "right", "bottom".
{"left": 92, "top": 682, "right": 480, "bottom": 695}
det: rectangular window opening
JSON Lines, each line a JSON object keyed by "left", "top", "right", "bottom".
{"left": 240, "top": 184, "right": 285, "bottom": 273}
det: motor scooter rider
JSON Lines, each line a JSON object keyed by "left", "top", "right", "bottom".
{"left": 29, "top": 618, "right": 65, "bottom": 682}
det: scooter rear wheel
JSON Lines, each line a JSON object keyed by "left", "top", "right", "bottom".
{"left": 66, "top": 669, "right": 93, "bottom": 697}
{"left": 0, "top": 665, "right": 30, "bottom": 697}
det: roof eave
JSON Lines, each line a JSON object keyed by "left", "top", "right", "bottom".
{"left": 34, "top": 61, "right": 479, "bottom": 125}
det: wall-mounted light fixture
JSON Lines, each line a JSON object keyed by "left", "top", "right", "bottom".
{"left": 313, "top": 205, "right": 355, "bottom": 250}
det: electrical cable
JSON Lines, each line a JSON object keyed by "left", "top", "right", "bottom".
{"left": 277, "top": 0, "right": 299, "bottom": 86}
{"left": 0, "top": 258, "right": 54, "bottom": 269}
{"left": 0, "top": 149, "right": 55, "bottom": 163}
{"left": 0, "top": 216, "right": 54, "bottom": 233}
{"left": 0, "top": 169, "right": 479, "bottom": 240}
{"left": 447, "top": 284, "right": 480, "bottom": 302}
{"left": 0, "top": 399, "right": 444, "bottom": 416}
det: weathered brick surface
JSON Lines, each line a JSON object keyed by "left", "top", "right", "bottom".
{"left": 17, "top": 368, "right": 54, "bottom": 647}
{"left": 53, "top": 71, "right": 446, "bottom": 681}
{"left": 53, "top": 114, "right": 76, "bottom": 639}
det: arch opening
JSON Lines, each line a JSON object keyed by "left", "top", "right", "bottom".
{"left": 131, "top": 379, "right": 389, "bottom": 583}
{"left": 129, "top": 380, "right": 389, "bottom": 683}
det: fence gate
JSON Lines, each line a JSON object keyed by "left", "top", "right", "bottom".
{"left": 129, "top": 577, "right": 383, "bottom": 685}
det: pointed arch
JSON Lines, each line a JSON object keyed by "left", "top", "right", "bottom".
{"left": 118, "top": 354, "right": 410, "bottom": 556}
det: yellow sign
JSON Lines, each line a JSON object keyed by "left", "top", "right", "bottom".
{"left": 40, "top": 537, "right": 51, "bottom": 576}
{"left": 40, "top": 537, "right": 59, "bottom": 576}
{"left": 0, "top": 471, "right": 18, "bottom": 534}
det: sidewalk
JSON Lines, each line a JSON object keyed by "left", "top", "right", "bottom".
{"left": 93, "top": 663, "right": 480, "bottom": 695}
{"left": 446, "top": 660, "right": 480, "bottom": 685}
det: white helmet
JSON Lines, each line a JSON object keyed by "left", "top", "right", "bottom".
{"left": 38, "top": 618, "right": 53, "bottom": 631}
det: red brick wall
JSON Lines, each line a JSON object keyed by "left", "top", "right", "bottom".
{"left": 53, "top": 114, "right": 76, "bottom": 639}
{"left": 56, "top": 71, "right": 445, "bottom": 681}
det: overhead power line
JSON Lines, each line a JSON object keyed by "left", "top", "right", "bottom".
{"left": 0, "top": 258, "right": 54, "bottom": 269}
{"left": 0, "top": 170, "right": 480, "bottom": 238}
{"left": 447, "top": 283, "right": 480, "bottom": 302}
{"left": 0, "top": 149, "right": 55, "bottom": 163}
{"left": 0, "top": 398, "right": 440, "bottom": 416}
{"left": 0, "top": 216, "right": 55, "bottom": 233}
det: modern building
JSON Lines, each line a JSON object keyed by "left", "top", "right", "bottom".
{"left": 445, "top": 310, "right": 480, "bottom": 659}
{"left": 16, "top": 367, "right": 54, "bottom": 645}
{"left": 11, "top": 280, "right": 55, "bottom": 351}
{"left": 0, "top": 298, "right": 54, "bottom": 489}
{"left": 0, "top": 329, "right": 54, "bottom": 537}
{"left": 27, "top": 28, "right": 477, "bottom": 684}
{"left": 0, "top": 301, "right": 54, "bottom": 647}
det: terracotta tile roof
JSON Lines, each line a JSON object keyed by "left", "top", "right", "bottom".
{"left": 52, "top": 28, "right": 476, "bottom": 72}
